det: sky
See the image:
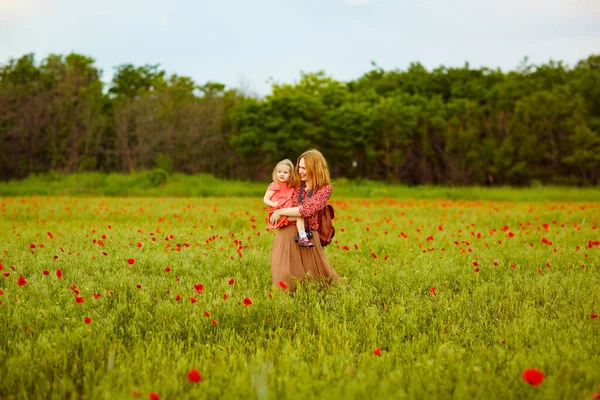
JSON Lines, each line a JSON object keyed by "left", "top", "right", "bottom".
{"left": 1, "top": 0, "right": 599, "bottom": 95}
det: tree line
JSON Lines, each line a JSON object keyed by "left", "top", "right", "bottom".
{"left": 1, "top": 53, "right": 599, "bottom": 185}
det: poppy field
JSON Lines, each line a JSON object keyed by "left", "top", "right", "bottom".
{"left": 0, "top": 195, "right": 599, "bottom": 399}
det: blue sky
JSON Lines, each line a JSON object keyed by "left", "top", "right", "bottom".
{"left": 1, "top": 0, "right": 599, "bottom": 95}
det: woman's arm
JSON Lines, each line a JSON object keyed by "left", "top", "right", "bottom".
{"left": 263, "top": 189, "right": 278, "bottom": 208}
{"left": 269, "top": 185, "right": 332, "bottom": 225}
{"left": 298, "top": 185, "right": 331, "bottom": 218}
{"left": 269, "top": 206, "right": 301, "bottom": 225}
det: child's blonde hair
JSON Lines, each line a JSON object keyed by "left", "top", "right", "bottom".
{"left": 296, "top": 149, "right": 331, "bottom": 190}
{"left": 272, "top": 159, "right": 297, "bottom": 187}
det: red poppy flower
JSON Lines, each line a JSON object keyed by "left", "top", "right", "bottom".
{"left": 592, "top": 393, "right": 600, "bottom": 400}
{"left": 84, "top": 316, "right": 91, "bottom": 324}
{"left": 223, "top": 293, "right": 228, "bottom": 300}
{"left": 56, "top": 269, "right": 62, "bottom": 279}
{"left": 0, "top": 289, "right": 4, "bottom": 295}
{"left": 522, "top": 368, "right": 544, "bottom": 386}
{"left": 243, "top": 297, "right": 252, "bottom": 306}
{"left": 373, "top": 348, "right": 381, "bottom": 356}
{"left": 426, "top": 236, "right": 434, "bottom": 241}
{"left": 194, "top": 283, "right": 204, "bottom": 293}
{"left": 93, "top": 292, "right": 101, "bottom": 299}
{"left": 75, "top": 295, "right": 84, "bottom": 304}
{"left": 472, "top": 261, "right": 479, "bottom": 266}
{"left": 190, "top": 297, "right": 197, "bottom": 303}
{"left": 429, "top": 287, "right": 436, "bottom": 295}
{"left": 204, "top": 311, "right": 210, "bottom": 317}
{"left": 371, "top": 252, "right": 377, "bottom": 259}
{"left": 42, "top": 270, "right": 49, "bottom": 275}
{"left": 279, "top": 281, "right": 288, "bottom": 289}
{"left": 591, "top": 313, "right": 598, "bottom": 319}
{"left": 508, "top": 232, "right": 515, "bottom": 237}
{"left": 30, "top": 243, "right": 36, "bottom": 249}
{"left": 17, "top": 275, "right": 27, "bottom": 286}
{"left": 187, "top": 368, "right": 202, "bottom": 383}
{"left": 149, "top": 393, "right": 159, "bottom": 400}
{"left": 474, "top": 268, "right": 480, "bottom": 272}
{"left": 342, "top": 245, "right": 349, "bottom": 250}
{"left": 127, "top": 258, "right": 135, "bottom": 265}
{"left": 228, "top": 278, "right": 234, "bottom": 285}
{"left": 175, "top": 294, "right": 181, "bottom": 301}
{"left": 212, "top": 319, "right": 218, "bottom": 325}
{"left": 136, "top": 284, "right": 142, "bottom": 289}
{"left": 136, "top": 242, "right": 142, "bottom": 248}
{"left": 164, "top": 266, "right": 171, "bottom": 272}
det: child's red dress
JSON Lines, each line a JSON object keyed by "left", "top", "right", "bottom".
{"left": 267, "top": 182, "right": 295, "bottom": 229}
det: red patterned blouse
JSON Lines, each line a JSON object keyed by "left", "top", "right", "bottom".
{"left": 291, "top": 184, "right": 332, "bottom": 231}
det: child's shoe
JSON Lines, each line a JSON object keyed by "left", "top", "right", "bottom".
{"left": 297, "top": 237, "right": 315, "bottom": 247}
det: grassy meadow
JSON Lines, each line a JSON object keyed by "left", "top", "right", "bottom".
{"left": 2, "top": 171, "right": 600, "bottom": 202}
{"left": 0, "top": 191, "right": 599, "bottom": 399}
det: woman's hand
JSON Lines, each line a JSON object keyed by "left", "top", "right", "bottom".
{"left": 269, "top": 210, "right": 281, "bottom": 225}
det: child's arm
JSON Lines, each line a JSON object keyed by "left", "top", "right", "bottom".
{"left": 263, "top": 190, "right": 279, "bottom": 208}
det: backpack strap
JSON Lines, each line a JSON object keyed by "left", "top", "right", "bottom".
{"left": 297, "top": 182, "right": 312, "bottom": 204}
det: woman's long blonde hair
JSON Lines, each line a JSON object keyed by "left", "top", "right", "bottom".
{"left": 296, "top": 149, "right": 330, "bottom": 190}
{"left": 272, "top": 159, "right": 297, "bottom": 187}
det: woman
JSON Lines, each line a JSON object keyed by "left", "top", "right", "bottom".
{"left": 269, "top": 149, "right": 340, "bottom": 290}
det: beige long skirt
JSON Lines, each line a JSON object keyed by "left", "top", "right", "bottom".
{"left": 270, "top": 224, "right": 340, "bottom": 290}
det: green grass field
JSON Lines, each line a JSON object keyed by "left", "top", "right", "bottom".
{"left": 2, "top": 171, "right": 600, "bottom": 202}
{"left": 1, "top": 194, "right": 599, "bottom": 399}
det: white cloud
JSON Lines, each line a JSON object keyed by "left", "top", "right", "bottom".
{"left": 0, "top": 0, "right": 38, "bottom": 16}
{"left": 159, "top": 15, "right": 168, "bottom": 25}
{"left": 0, "top": 0, "right": 17, "bottom": 13}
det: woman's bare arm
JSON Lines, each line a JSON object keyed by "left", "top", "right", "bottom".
{"left": 269, "top": 206, "right": 302, "bottom": 224}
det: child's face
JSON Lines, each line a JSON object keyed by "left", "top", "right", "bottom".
{"left": 276, "top": 166, "right": 291, "bottom": 184}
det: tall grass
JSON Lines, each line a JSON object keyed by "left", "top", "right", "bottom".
{"left": 0, "top": 196, "right": 599, "bottom": 399}
{"left": 1, "top": 171, "right": 599, "bottom": 201}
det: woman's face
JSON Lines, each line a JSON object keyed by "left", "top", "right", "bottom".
{"left": 298, "top": 158, "right": 307, "bottom": 182}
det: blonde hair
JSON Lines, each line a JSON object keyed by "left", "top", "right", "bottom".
{"left": 272, "top": 159, "right": 297, "bottom": 187}
{"left": 296, "top": 149, "right": 331, "bottom": 190}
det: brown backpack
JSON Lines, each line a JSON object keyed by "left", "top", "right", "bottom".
{"left": 318, "top": 204, "right": 335, "bottom": 247}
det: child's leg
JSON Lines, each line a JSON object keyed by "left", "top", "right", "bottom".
{"left": 295, "top": 217, "right": 314, "bottom": 247}
{"left": 295, "top": 217, "right": 306, "bottom": 236}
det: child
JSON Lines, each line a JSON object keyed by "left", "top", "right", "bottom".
{"left": 263, "top": 159, "right": 314, "bottom": 247}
